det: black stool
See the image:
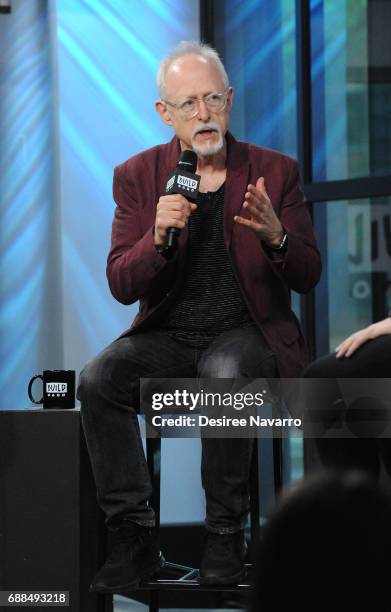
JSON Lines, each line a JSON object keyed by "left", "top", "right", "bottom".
{"left": 141, "top": 431, "right": 283, "bottom": 612}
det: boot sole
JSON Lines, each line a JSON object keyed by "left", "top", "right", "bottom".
{"left": 198, "top": 567, "right": 246, "bottom": 586}
{"left": 89, "top": 555, "right": 165, "bottom": 594}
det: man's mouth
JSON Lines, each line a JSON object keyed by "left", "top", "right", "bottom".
{"left": 196, "top": 128, "right": 216, "bottom": 137}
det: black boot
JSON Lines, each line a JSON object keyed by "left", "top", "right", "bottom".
{"left": 90, "top": 521, "right": 163, "bottom": 594}
{"left": 199, "top": 530, "right": 247, "bottom": 585}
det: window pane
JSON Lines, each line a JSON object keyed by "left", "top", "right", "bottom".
{"left": 311, "top": 0, "right": 391, "bottom": 180}
{"left": 316, "top": 197, "right": 391, "bottom": 352}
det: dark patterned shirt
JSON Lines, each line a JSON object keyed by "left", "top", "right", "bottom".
{"left": 159, "top": 183, "right": 254, "bottom": 348}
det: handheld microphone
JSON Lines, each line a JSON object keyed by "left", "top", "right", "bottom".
{"left": 165, "top": 150, "right": 201, "bottom": 250}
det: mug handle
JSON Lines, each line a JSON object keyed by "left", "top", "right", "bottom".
{"left": 28, "top": 374, "right": 44, "bottom": 404}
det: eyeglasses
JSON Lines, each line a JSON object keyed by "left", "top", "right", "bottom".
{"left": 161, "top": 90, "right": 229, "bottom": 119}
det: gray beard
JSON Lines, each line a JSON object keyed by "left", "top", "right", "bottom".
{"left": 191, "top": 134, "right": 224, "bottom": 157}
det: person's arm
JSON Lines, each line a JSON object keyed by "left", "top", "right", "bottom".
{"left": 234, "top": 159, "right": 321, "bottom": 294}
{"left": 106, "top": 166, "right": 170, "bottom": 305}
{"left": 335, "top": 316, "right": 391, "bottom": 358}
{"left": 107, "top": 164, "right": 194, "bottom": 305}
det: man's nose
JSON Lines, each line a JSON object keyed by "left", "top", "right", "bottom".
{"left": 197, "top": 98, "right": 210, "bottom": 121}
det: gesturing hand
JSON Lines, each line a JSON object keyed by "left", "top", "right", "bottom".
{"left": 336, "top": 317, "right": 391, "bottom": 358}
{"left": 234, "top": 177, "right": 284, "bottom": 247}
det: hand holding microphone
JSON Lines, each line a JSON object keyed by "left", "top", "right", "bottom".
{"left": 154, "top": 150, "right": 200, "bottom": 252}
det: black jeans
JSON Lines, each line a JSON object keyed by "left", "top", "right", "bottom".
{"left": 303, "top": 335, "right": 391, "bottom": 478}
{"left": 77, "top": 325, "right": 277, "bottom": 533}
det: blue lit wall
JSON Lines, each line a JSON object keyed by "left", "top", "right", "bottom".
{"left": 0, "top": 1, "right": 62, "bottom": 409}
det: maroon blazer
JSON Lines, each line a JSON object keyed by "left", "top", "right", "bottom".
{"left": 107, "top": 132, "right": 321, "bottom": 377}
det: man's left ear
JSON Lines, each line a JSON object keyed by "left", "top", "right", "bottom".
{"left": 155, "top": 100, "right": 172, "bottom": 126}
{"left": 227, "top": 86, "right": 233, "bottom": 111}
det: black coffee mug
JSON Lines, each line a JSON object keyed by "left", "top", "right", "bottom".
{"left": 28, "top": 370, "right": 76, "bottom": 409}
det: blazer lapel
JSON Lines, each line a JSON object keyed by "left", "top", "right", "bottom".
{"left": 224, "top": 132, "right": 250, "bottom": 250}
{"left": 158, "top": 135, "right": 181, "bottom": 193}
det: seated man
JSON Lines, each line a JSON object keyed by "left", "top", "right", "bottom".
{"left": 77, "top": 40, "right": 321, "bottom": 593}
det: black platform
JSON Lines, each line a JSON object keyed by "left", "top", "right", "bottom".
{"left": 0, "top": 408, "right": 112, "bottom": 612}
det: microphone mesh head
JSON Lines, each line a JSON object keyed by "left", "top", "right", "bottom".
{"left": 178, "top": 150, "right": 197, "bottom": 173}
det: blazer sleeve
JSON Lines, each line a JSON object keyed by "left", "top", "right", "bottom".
{"left": 265, "top": 158, "right": 322, "bottom": 294}
{"left": 106, "top": 165, "right": 175, "bottom": 305}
